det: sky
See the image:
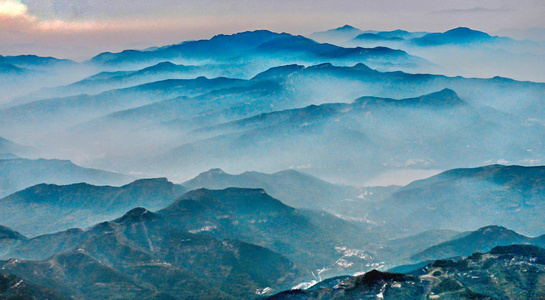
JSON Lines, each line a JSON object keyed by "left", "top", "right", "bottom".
{"left": 1, "top": 0, "right": 544, "bottom": 60}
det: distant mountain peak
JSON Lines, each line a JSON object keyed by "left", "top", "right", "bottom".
{"left": 352, "top": 62, "right": 372, "bottom": 71}
{"left": 205, "top": 168, "right": 226, "bottom": 175}
{"left": 309, "top": 62, "right": 334, "bottom": 69}
{"left": 122, "top": 177, "right": 171, "bottom": 187}
{"left": 355, "top": 88, "right": 464, "bottom": 108}
{"left": 416, "top": 88, "right": 465, "bottom": 106}
{"left": 124, "top": 207, "right": 150, "bottom": 217}
{"left": 447, "top": 27, "right": 481, "bottom": 33}
{"left": 116, "top": 207, "right": 158, "bottom": 223}
{"left": 250, "top": 64, "right": 304, "bottom": 81}
{"left": 145, "top": 61, "right": 178, "bottom": 69}
{"left": 357, "top": 269, "right": 413, "bottom": 286}
{"left": 472, "top": 225, "right": 519, "bottom": 237}
{"left": 410, "top": 225, "right": 531, "bottom": 262}
{"left": 335, "top": 25, "right": 360, "bottom": 31}
{"left": 413, "top": 27, "right": 492, "bottom": 46}
{"left": 0, "top": 225, "right": 27, "bottom": 240}
{"left": 162, "top": 187, "right": 291, "bottom": 216}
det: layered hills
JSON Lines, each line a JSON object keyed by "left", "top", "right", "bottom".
{"left": 268, "top": 245, "right": 545, "bottom": 299}
{"left": 0, "top": 158, "right": 132, "bottom": 198}
{"left": 89, "top": 30, "right": 428, "bottom": 73}
{"left": 0, "top": 25, "right": 544, "bottom": 299}
{"left": 0, "top": 187, "right": 380, "bottom": 298}
{"left": 181, "top": 168, "right": 381, "bottom": 213}
{"left": 411, "top": 225, "right": 545, "bottom": 262}
{"left": 0, "top": 177, "right": 185, "bottom": 236}
{"left": 370, "top": 165, "right": 545, "bottom": 236}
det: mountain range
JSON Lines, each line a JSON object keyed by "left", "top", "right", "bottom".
{"left": 369, "top": 164, "right": 545, "bottom": 236}
{"left": 0, "top": 158, "right": 132, "bottom": 198}
{"left": 141, "top": 88, "right": 542, "bottom": 184}
{"left": 0, "top": 137, "right": 32, "bottom": 159}
{"left": 309, "top": 25, "right": 366, "bottom": 44}
{"left": 0, "top": 177, "right": 184, "bottom": 236}
{"left": 268, "top": 244, "right": 545, "bottom": 299}
{"left": 15, "top": 62, "right": 232, "bottom": 103}
{"left": 0, "top": 55, "right": 95, "bottom": 104}
{"left": 2, "top": 60, "right": 544, "bottom": 184}
{"left": 88, "top": 30, "right": 429, "bottom": 73}
{"left": 0, "top": 187, "right": 383, "bottom": 298}
{"left": 0, "top": 206, "right": 301, "bottom": 299}
{"left": 1, "top": 171, "right": 545, "bottom": 298}
{"left": 411, "top": 225, "right": 545, "bottom": 262}
{"left": 341, "top": 26, "right": 545, "bottom": 81}
{"left": 1, "top": 25, "right": 544, "bottom": 299}
{"left": 181, "top": 168, "right": 382, "bottom": 213}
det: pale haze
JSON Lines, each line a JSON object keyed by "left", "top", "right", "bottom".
{"left": 1, "top": 0, "right": 544, "bottom": 59}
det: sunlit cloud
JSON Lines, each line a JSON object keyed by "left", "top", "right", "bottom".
{"left": 0, "top": 0, "right": 28, "bottom": 17}
{"left": 0, "top": 0, "right": 107, "bottom": 33}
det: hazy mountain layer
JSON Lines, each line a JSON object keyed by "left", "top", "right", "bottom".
{"left": 0, "top": 76, "right": 249, "bottom": 137}
{"left": 89, "top": 30, "right": 430, "bottom": 73}
{"left": 0, "top": 137, "right": 32, "bottom": 159}
{"left": 0, "top": 225, "right": 27, "bottom": 258}
{"left": 309, "top": 25, "right": 365, "bottom": 45}
{"left": 370, "top": 165, "right": 545, "bottom": 236}
{"left": 2, "top": 62, "right": 544, "bottom": 185}
{"left": 181, "top": 168, "right": 384, "bottom": 213}
{"left": 142, "top": 89, "right": 542, "bottom": 184}
{"left": 0, "top": 158, "right": 132, "bottom": 198}
{"left": 0, "top": 178, "right": 185, "bottom": 237}
{"left": 345, "top": 27, "right": 545, "bottom": 81}
{"left": 0, "top": 55, "right": 96, "bottom": 104}
{"left": 412, "top": 225, "right": 545, "bottom": 262}
{"left": 15, "top": 62, "right": 237, "bottom": 102}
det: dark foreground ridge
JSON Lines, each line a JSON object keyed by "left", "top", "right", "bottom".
{"left": 267, "top": 244, "right": 545, "bottom": 299}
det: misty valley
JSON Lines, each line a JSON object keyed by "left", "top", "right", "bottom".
{"left": 1, "top": 26, "right": 545, "bottom": 299}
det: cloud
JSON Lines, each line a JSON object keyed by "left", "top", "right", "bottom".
{"left": 430, "top": 6, "right": 514, "bottom": 15}
{"left": 0, "top": 0, "right": 121, "bottom": 34}
{"left": 0, "top": 0, "right": 38, "bottom": 33}
{"left": 0, "top": 0, "right": 28, "bottom": 17}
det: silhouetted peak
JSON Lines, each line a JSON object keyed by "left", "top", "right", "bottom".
{"left": 352, "top": 63, "right": 372, "bottom": 71}
{"left": 163, "top": 187, "right": 292, "bottom": 216}
{"left": 123, "top": 177, "right": 171, "bottom": 188}
{"left": 415, "top": 27, "right": 492, "bottom": 46}
{"left": 116, "top": 207, "right": 158, "bottom": 223}
{"left": 251, "top": 64, "right": 304, "bottom": 81}
{"left": 144, "top": 61, "right": 178, "bottom": 70}
{"left": 204, "top": 168, "right": 226, "bottom": 175}
{"left": 446, "top": 27, "right": 488, "bottom": 36}
{"left": 188, "top": 187, "right": 267, "bottom": 195}
{"left": 490, "top": 244, "right": 545, "bottom": 259}
{"left": 207, "top": 30, "right": 282, "bottom": 45}
{"left": 335, "top": 25, "right": 359, "bottom": 31}
{"left": 125, "top": 207, "right": 150, "bottom": 217}
{"left": 0, "top": 225, "right": 26, "bottom": 240}
{"left": 416, "top": 88, "right": 465, "bottom": 106}
{"left": 213, "top": 29, "right": 277, "bottom": 39}
{"left": 473, "top": 225, "right": 517, "bottom": 236}
{"left": 355, "top": 88, "right": 464, "bottom": 108}
{"left": 356, "top": 270, "right": 413, "bottom": 286}
{"left": 308, "top": 62, "right": 334, "bottom": 69}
